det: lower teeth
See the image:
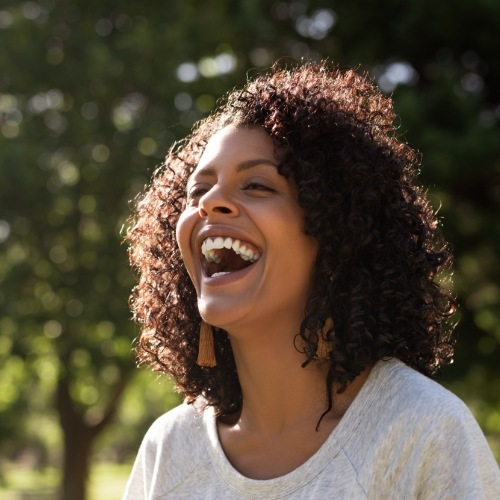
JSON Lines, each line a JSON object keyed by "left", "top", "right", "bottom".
{"left": 211, "top": 271, "right": 230, "bottom": 278}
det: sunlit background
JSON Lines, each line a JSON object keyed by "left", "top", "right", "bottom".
{"left": 1, "top": 1, "right": 499, "bottom": 498}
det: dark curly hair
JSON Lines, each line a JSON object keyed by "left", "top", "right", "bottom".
{"left": 127, "top": 61, "right": 456, "bottom": 419}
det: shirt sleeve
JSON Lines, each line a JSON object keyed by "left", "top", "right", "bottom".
{"left": 359, "top": 387, "right": 500, "bottom": 499}
{"left": 122, "top": 427, "right": 157, "bottom": 500}
{"left": 412, "top": 405, "right": 500, "bottom": 499}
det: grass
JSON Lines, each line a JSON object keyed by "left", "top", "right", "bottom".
{"left": 88, "top": 463, "right": 131, "bottom": 500}
{"left": 0, "top": 464, "right": 58, "bottom": 500}
{"left": 0, "top": 461, "right": 131, "bottom": 500}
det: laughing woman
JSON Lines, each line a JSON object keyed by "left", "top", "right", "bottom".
{"left": 124, "top": 62, "right": 500, "bottom": 499}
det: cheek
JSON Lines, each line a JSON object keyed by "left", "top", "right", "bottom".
{"left": 280, "top": 213, "right": 319, "bottom": 273}
{"left": 175, "top": 210, "right": 197, "bottom": 264}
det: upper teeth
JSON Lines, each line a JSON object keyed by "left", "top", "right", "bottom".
{"left": 201, "top": 236, "right": 260, "bottom": 264}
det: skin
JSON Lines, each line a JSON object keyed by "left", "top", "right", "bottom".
{"left": 176, "top": 125, "right": 319, "bottom": 335}
{"left": 176, "top": 125, "right": 371, "bottom": 479}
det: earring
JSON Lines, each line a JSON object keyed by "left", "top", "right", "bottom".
{"left": 316, "top": 318, "right": 334, "bottom": 359}
{"left": 197, "top": 321, "right": 217, "bottom": 367}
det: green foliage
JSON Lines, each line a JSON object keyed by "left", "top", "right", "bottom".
{"left": 0, "top": 0, "right": 499, "bottom": 495}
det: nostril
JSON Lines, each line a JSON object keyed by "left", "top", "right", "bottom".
{"left": 214, "top": 206, "right": 232, "bottom": 214}
{"left": 198, "top": 205, "right": 233, "bottom": 217}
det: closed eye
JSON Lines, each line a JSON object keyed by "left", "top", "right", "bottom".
{"left": 243, "top": 182, "right": 275, "bottom": 192}
{"left": 187, "top": 186, "right": 210, "bottom": 203}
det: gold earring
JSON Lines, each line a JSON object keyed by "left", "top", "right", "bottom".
{"left": 197, "top": 321, "right": 217, "bottom": 367}
{"left": 316, "top": 318, "right": 334, "bottom": 359}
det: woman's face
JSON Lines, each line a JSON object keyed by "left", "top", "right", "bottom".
{"left": 176, "top": 125, "right": 318, "bottom": 333}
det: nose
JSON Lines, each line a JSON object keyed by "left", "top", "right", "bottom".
{"left": 198, "top": 186, "right": 239, "bottom": 218}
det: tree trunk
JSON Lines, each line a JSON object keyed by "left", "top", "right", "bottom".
{"left": 59, "top": 423, "right": 93, "bottom": 500}
{"left": 56, "top": 376, "right": 129, "bottom": 500}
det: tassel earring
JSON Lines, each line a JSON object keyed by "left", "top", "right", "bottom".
{"left": 316, "top": 318, "right": 334, "bottom": 359}
{"left": 197, "top": 321, "right": 217, "bottom": 367}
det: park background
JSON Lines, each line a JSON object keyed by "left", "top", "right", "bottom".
{"left": 0, "top": 0, "right": 499, "bottom": 498}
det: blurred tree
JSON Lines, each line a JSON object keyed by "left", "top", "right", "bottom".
{"left": 0, "top": 0, "right": 499, "bottom": 498}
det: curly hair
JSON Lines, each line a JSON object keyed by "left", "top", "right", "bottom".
{"left": 127, "top": 61, "right": 456, "bottom": 418}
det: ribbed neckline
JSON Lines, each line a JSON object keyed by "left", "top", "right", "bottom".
{"left": 203, "top": 358, "right": 399, "bottom": 498}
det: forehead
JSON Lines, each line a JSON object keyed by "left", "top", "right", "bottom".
{"left": 193, "top": 125, "right": 275, "bottom": 173}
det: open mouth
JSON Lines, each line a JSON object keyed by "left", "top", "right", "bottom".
{"left": 201, "top": 236, "right": 261, "bottom": 278}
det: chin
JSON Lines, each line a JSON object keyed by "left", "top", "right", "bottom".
{"left": 197, "top": 295, "right": 255, "bottom": 332}
{"left": 198, "top": 297, "right": 237, "bottom": 329}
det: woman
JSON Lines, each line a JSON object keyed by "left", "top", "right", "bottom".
{"left": 124, "top": 62, "right": 500, "bottom": 498}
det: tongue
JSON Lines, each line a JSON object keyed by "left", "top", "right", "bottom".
{"left": 217, "top": 248, "right": 252, "bottom": 273}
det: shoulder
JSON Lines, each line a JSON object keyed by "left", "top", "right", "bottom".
{"left": 140, "top": 400, "right": 207, "bottom": 453}
{"left": 365, "top": 358, "right": 487, "bottom": 449}
{"left": 145, "top": 400, "right": 203, "bottom": 435}
{"left": 371, "top": 358, "right": 473, "bottom": 421}
{"left": 123, "top": 400, "right": 214, "bottom": 499}
{"left": 350, "top": 359, "right": 500, "bottom": 498}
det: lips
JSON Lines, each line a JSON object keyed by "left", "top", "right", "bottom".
{"left": 200, "top": 236, "right": 261, "bottom": 278}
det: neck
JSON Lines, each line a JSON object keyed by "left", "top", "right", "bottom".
{"left": 215, "top": 319, "right": 373, "bottom": 481}
{"left": 225, "top": 317, "right": 364, "bottom": 434}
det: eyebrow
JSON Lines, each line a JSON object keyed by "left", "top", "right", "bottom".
{"left": 191, "top": 158, "right": 278, "bottom": 180}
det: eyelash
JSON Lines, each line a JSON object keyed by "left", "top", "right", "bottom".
{"left": 243, "top": 182, "right": 275, "bottom": 192}
{"left": 188, "top": 182, "right": 275, "bottom": 202}
{"left": 188, "top": 187, "right": 208, "bottom": 200}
